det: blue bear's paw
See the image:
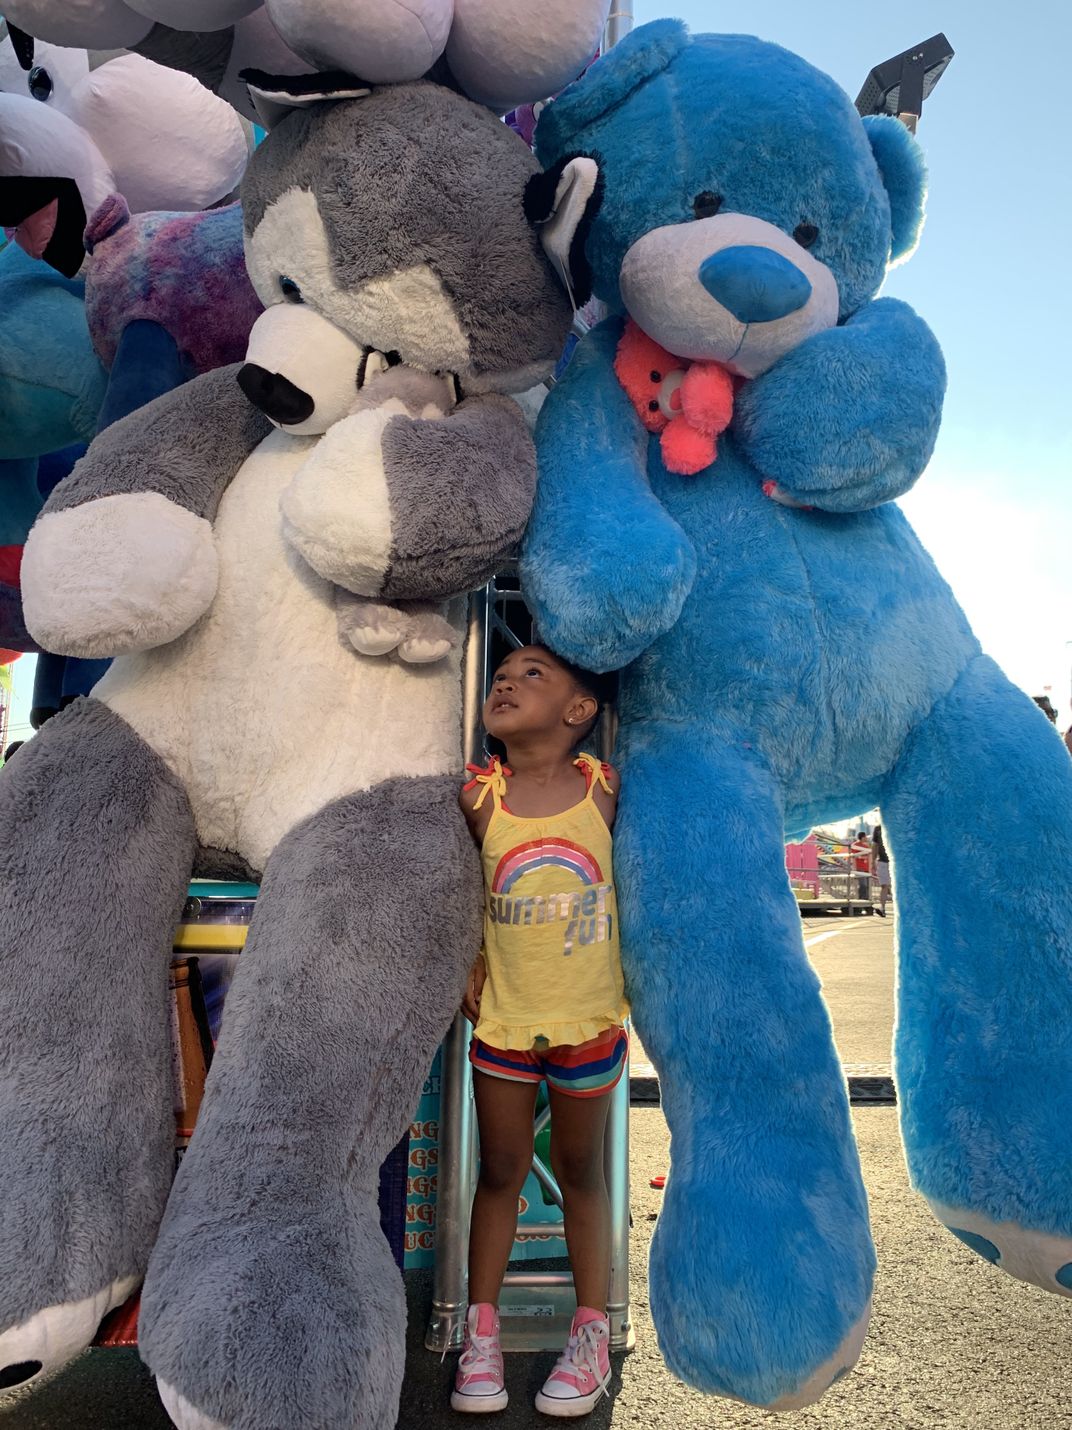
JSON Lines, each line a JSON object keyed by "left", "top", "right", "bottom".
{"left": 523, "top": 517, "right": 696, "bottom": 672}
{"left": 649, "top": 1174, "right": 874, "bottom": 1409}
{"left": 930, "top": 1201, "right": 1072, "bottom": 1298}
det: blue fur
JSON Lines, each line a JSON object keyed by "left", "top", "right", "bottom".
{"left": 525, "top": 22, "right": 1072, "bottom": 1410}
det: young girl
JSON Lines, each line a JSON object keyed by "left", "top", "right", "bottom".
{"left": 451, "top": 645, "right": 628, "bottom": 1418}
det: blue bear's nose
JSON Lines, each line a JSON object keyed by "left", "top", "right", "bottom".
{"left": 699, "top": 246, "right": 812, "bottom": 324}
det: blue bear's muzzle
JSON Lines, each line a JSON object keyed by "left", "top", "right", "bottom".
{"left": 699, "top": 246, "right": 812, "bottom": 324}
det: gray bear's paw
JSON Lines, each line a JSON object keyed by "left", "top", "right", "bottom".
{"left": 0, "top": 1275, "right": 139, "bottom": 1396}
{"left": 142, "top": 1201, "right": 406, "bottom": 1430}
{"left": 337, "top": 592, "right": 458, "bottom": 664}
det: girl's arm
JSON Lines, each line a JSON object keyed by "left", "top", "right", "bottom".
{"left": 593, "top": 762, "right": 621, "bottom": 831}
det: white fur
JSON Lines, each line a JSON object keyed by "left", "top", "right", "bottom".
{"left": 22, "top": 494, "right": 219, "bottom": 659}
{"left": 0, "top": 1274, "right": 139, "bottom": 1388}
{"left": 65, "top": 54, "right": 247, "bottom": 212}
{"left": 96, "top": 430, "right": 465, "bottom": 870}
{"left": 264, "top": 0, "right": 452, "bottom": 82}
{"left": 0, "top": 91, "right": 116, "bottom": 221}
{"left": 156, "top": 1381, "right": 227, "bottom": 1430}
{"left": 278, "top": 402, "right": 402, "bottom": 594}
{"left": 446, "top": 0, "right": 610, "bottom": 110}
{"left": 126, "top": 0, "right": 261, "bottom": 24}
{"left": 620, "top": 211, "right": 840, "bottom": 378}
{"left": 928, "top": 1201, "right": 1072, "bottom": 1297}
{"left": 244, "top": 302, "right": 365, "bottom": 435}
{"left": 2, "top": 0, "right": 153, "bottom": 48}
{"left": 245, "top": 187, "right": 470, "bottom": 373}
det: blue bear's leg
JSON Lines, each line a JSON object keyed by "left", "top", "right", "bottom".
{"left": 616, "top": 724, "right": 875, "bottom": 1409}
{"left": 882, "top": 654, "right": 1072, "bottom": 1295}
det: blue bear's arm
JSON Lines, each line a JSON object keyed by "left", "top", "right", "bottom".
{"left": 733, "top": 298, "right": 946, "bottom": 512}
{"left": 521, "top": 320, "right": 696, "bottom": 672}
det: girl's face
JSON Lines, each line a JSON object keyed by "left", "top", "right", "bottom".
{"left": 483, "top": 647, "right": 593, "bottom": 744}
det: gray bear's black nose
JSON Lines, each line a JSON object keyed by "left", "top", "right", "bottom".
{"left": 0, "top": 1359, "right": 42, "bottom": 1389}
{"left": 237, "top": 364, "right": 315, "bottom": 426}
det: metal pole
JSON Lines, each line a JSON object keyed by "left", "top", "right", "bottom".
{"left": 426, "top": 589, "right": 491, "bottom": 1353}
{"left": 603, "top": 1, "right": 634, "bottom": 51}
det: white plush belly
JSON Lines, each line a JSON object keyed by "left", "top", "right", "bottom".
{"left": 96, "top": 431, "right": 464, "bottom": 867}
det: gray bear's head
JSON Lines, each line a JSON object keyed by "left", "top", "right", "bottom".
{"left": 238, "top": 80, "right": 577, "bottom": 434}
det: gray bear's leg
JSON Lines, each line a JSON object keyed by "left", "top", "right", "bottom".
{"left": 140, "top": 775, "right": 481, "bottom": 1430}
{"left": 0, "top": 698, "right": 195, "bottom": 1393}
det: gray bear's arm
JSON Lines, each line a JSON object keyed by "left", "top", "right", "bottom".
{"left": 22, "top": 366, "right": 272, "bottom": 658}
{"left": 281, "top": 394, "right": 536, "bottom": 601}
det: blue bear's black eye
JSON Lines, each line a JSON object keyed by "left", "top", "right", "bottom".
{"left": 793, "top": 223, "right": 819, "bottom": 250}
{"left": 279, "top": 275, "right": 303, "bottom": 303}
{"left": 693, "top": 191, "right": 723, "bottom": 220}
{"left": 28, "top": 66, "right": 53, "bottom": 102}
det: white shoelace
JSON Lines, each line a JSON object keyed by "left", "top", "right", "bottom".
{"left": 458, "top": 1327, "right": 503, "bottom": 1382}
{"left": 553, "top": 1323, "right": 611, "bottom": 1401}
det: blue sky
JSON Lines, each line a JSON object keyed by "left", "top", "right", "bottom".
{"left": 636, "top": 0, "right": 1072, "bottom": 723}
{"left": 5, "top": 3, "right": 1071, "bottom": 744}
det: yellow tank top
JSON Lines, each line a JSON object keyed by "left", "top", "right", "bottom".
{"left": 468, "top": 753, "right": 629, "bottom": 1051}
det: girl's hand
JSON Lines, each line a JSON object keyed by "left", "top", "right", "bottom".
{"left": 462, "top": 955, "right": 487, "bottom": 1024}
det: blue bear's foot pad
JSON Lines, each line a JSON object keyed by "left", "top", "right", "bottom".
{"left": 158, "top": 1381, "right": 227, "bottom": 1430}
{"left": 931, "top": 1201, "right": 1072, "bottom": 1297}
{"left": 764, "top": 1300, "right": 871, "bottom": 1411}
{"left": 0, "top": 1275, "right": 139, "bottom": 1393}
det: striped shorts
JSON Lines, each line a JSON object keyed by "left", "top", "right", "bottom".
{"left": 470, "top": 1025, "right": 629, "bottom": 1099}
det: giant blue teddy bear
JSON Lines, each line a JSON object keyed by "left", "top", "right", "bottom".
{"left": 522, "top": 20, "right": 1072, "bottom": 1412}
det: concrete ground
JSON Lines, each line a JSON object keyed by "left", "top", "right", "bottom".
{"left": 5, "top": 913, "right": 1070, "bottom": 1428}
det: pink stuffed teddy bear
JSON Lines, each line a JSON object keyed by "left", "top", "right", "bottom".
{"left": 614, "top": 316, "right": 735, "bottom": 475}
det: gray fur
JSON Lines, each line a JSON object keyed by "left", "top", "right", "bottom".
{"left": 381, "top": 394, "right": 536, "bottom": 599}
{"left": 241, "top": 83, "right": 573, "bottom": 390}
{"left": 45, "top": 366, "right": 272, "bottom": 519}
{"left": 139, "top": 775, "right": 482, "bottom": 1430}
{"left": 0, "top": 698, "right": 194, "bottom": 1330}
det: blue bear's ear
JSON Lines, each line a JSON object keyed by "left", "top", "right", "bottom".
{"left": 535, "top": 18, "right": 689, "bottom": 164}
{"left": 862, "top": 114, "right": 928, "bottom": 265}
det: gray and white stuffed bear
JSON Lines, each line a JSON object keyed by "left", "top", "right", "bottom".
{"left": 0, "top": 74, "right": 582, "bottom": 1430}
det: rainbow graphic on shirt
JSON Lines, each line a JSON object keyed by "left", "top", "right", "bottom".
{"left": 493, "top": 838, "right": 604, "bottom": 895}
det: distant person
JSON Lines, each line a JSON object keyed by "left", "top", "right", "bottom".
{"left": 851, "top": 829, "right": 872, "bottom": 897}
{"left": 2, "top": 741, "right": 24, "bottom": 763}
{"left": 1033, "top": 695, "right": 1058, "bottom": 724}
{"left": 871, "top": 823, "right": 891, "bottom": 917}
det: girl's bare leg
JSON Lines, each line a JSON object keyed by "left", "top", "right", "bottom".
{"left": 469, "top": 1072, "right": 540, "bottom": 1304}
{"left": 548, "top": 1084, "right": 613, "bottom": 1312}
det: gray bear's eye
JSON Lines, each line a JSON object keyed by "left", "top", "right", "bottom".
{"left": 693, "top": 191, "right": 723, "bottom": 220}
{"left": 28, "top": 66, "right": 53, "bottom": 102}
{"left": 793, "top": 223, "right": 819, "bottom": 250}
{"left": 279, "top": 275, "right": 303, "bottom": 304}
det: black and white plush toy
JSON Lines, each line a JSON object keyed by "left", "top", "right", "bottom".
{"left": 0, "top": 76, "right": 579, "bottom": 1430}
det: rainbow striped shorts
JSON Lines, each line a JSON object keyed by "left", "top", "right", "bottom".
{"left": 470, "top": 1025, "right": 628, "bottom": 1099}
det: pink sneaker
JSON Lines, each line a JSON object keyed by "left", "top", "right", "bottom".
{"left": 534, "top": 1308, "right": 612, "bottom": 1417}
{"left": 451, "top": 1302, "right": 508, "bottom": 1414}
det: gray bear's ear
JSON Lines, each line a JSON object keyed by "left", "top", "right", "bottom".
{"left": 524, "top": 154, "right": 603, "bottom": 307}
{"left": 241, "top": 67, "right": 371, "bottom": 129}
{"left": 535, "top": 18, "right": 688, "bottom": 165}
{"left": 863, "top": 113, "right": 928, "bottom": 265}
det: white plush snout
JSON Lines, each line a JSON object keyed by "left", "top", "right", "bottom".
{"left": 620, "top": 212, "right": 840, "bottom": 378}
{"left": 243, "top": 303, "right": 365, "bottom": 435}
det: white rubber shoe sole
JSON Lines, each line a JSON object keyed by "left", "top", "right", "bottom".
{"left": 450, "top": 1384, "right": 509, "bottom": 1413}
{"left": 534, "top": 1382, "right": 606, "bottom": 1417}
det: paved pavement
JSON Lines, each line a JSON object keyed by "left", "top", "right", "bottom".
{"left": 5, "top": 913, "right": 1071, "bottom": 1428}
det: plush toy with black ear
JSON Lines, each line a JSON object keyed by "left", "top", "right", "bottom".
{"left": 522, "top": 19, "right": 1072, "bottom": 1413}
{"left": 3, "top": 0, "right": 611, "bottom": 117}
{"left": 0, "top": 70, "right": 582, "bottom": 1430}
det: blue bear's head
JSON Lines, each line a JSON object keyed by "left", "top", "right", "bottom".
{"left": 530, "top": 20, "right": 928, "bottom": 378}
